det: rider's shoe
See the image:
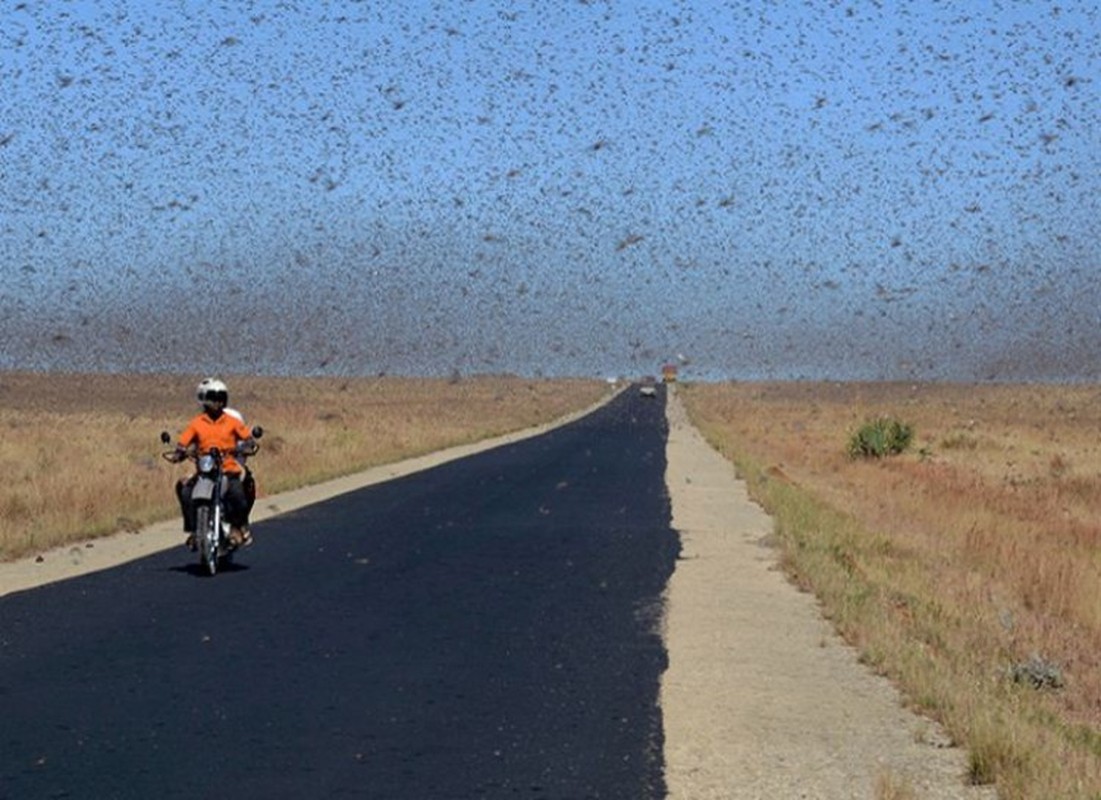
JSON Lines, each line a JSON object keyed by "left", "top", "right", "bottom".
{"left": 184, "top": 534, "right": 197, "bottom": 551}
{"left": 239, "top": 526, "right": 254, "bottom": 548}
{"left": 228, "top": 526, "right": 245, "bottom": 547}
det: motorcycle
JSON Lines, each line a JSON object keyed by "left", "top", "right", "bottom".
{"left": 161, "top": 428, "right": 263, "bottom": 576}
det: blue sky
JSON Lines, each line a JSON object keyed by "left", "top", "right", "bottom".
{"left": 1, "top": 1, "right": 1099, "bottom": 380}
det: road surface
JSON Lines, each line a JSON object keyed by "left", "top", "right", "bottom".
{"left": 1, "top": 386, "right": 675, "bottom": 799}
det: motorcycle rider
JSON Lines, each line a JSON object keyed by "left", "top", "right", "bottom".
{"left": 169, "top": 378, "right": 258, "bottom": 549}
{"left": 222, "top": 405, "right": 258, "bottom": 522}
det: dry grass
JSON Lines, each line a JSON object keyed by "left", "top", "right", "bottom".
{"left": 0, "top": 371, "right": 608, "bottom": 561}
{"left": 680, "top": 381, "right": 1101, "bottom": 799}
{"left": 875, "top": 769, "right": 917, "bottom": 800}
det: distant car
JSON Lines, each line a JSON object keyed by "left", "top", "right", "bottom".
{"left": 639, "top": 385, "right": 656, "bottom": 398}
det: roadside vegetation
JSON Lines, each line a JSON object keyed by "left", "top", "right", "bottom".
{"left": 847, "top": 416, "right": 914, "bottom": 459}
{"left": 680, "top": 381, "right": 1101, "bottom": 800}
{"left": 0, "top": 371, "right": 608, "bottom": 561}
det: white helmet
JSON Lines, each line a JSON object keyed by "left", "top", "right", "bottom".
{"left": 196, "top": 377, "right": 229, "bottom": 409}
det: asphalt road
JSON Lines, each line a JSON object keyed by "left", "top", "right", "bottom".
{"left": 1, "top": 386, "right": 678, "bottom": 800}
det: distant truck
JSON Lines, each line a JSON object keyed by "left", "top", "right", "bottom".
{"left": 662, "top": 364, "right": 678, "bottom": 383}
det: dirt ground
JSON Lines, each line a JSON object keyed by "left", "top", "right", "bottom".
{"left": 0, "top": 388, "right": 997, "bottom": 797}
{"left": 661, "top": 387, "right": 997, "bottom": 799}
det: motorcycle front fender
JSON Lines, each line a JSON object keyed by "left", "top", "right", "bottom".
{"left": 191, "top": 476, "right": 216, "bottom": 502}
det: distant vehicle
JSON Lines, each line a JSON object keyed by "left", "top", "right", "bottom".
{"left": 639, "top": 385, "right": 657, "bottom": 398}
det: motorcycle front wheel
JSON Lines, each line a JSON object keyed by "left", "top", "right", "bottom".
{"left": 194, "top": 505, "right": 217, "bottom": 576}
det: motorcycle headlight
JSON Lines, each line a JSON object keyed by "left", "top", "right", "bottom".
{"left": 198, "top": 454, "right": 216, "bottom": 473}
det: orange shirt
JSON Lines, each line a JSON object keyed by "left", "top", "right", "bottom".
{"left": 177, "top": 411, "right": 252, "bottom": 475}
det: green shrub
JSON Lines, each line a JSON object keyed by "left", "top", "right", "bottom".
{"left": 847, "top": 417, "right": 913, "bottom": 459}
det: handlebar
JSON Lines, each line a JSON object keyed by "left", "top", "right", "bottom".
{"left": 160, "top": 441, "right": 261, "bottom": 463}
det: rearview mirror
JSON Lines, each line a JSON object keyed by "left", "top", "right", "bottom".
{"left": 160, "top": 431, "right": 171, "bottom": 445}
{"left": 251, "top": 426, "right": 264, "bottom": 439}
